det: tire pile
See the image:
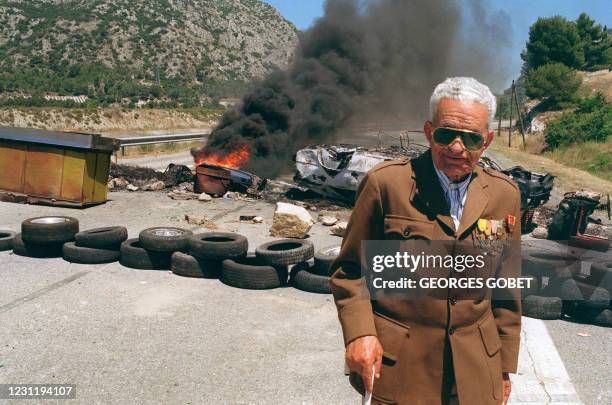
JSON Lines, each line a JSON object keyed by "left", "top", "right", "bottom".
{"left": 521, "top": 242, "right": 612, "bottom": 327}
{"left": 1, "top": 216, "right": 342, "bottom": 295}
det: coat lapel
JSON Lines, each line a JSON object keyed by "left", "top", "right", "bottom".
{"left": 410, "top": 150, "right": 455, "bottom": 233}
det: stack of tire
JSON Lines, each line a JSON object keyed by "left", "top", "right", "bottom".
{"left": 289, "top": 245, "right": 341, "bottom": 294}
{"left": 0, "top": 230, "right": 16, "bottom": 252}
{"left": 172, "top": 232, "right": 248, "bottom": 279}
{"left": 120, "top": 227, "right": 193, "bottom": 270}
{"left": 63, "top": 226, "right": 127, "bottom": 264}
{"left": 13, "top": 216, "right": 79, "bottom": 258}
{"left": 521, "top": 243, "right": 612, "bottom": 327}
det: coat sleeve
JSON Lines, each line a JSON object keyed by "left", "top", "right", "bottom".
{"left": 329, "top": 171, "right": 384, "bottom": 346}
{"left": 492, "top": 189, "right": 522, "bottom": 373}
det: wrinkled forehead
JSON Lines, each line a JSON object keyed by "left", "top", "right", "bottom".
{"left": 433, "top": 98, "right": 489, "bottom": 131}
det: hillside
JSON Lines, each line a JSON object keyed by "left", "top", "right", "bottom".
{"left": 0, "top": 0, "right": 298, "bottom": 105}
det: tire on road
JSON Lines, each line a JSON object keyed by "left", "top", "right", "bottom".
{"left": 21, "top": 216, "right": 79, "bottom": 244}
{"left": 75, "top": 226, "right": 128, "bottom": 249}
{"left": 119, "top": 238, "right": 172, "bottom": 270}
{"left": 291, "top": 263, "right": 332, "bottom": 294}
{"left": 521, "top": 273, "right": 540, "bottom": 298}
{"left": 0, "top": 230, "right": 16, "bottom": 251}
{"left": 220, "top": 256, "right": 288, "bottom": 289}
{"left": 12, "top": 233, "right": 63, "bottom": 258}
{"left": 563, "top": 303, "right": 612, "bottom": 327}
{"left": 313, "top": 246, "right": 340, "bottom": 276}
{"left": 188, "top": 232, "right": 248, "bottom": 260}
{"left": 62, "top": 242, "right": 120, "bottom": 264}
{"left": 586, "top": 262, "right": 612, "bottom": 293}
{"left": 559, "top": 278, "right": 610, "bottom": 309}
{"left": 522, "top": 250, "right": 580, "bottom": 279}
{"left": 171, "top": 251, "right": 221, "bottom": 278}
{"left": 522, "top": 294, "right": 562, "bottom": 320}
{"left": 139, "top": 227, "right": 193, "bottom": 252}
{"left": 256, "top": 239, "right": 314, "bottom": 267}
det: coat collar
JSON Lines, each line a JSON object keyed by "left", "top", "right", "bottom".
{"left": 410, "top": 149, "right": 488, "bottom": 237}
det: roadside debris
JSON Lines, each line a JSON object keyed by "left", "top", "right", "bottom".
{"left": 319, "top": 216, "right": 338, "bottom": 226}
{"left": 126, "top": 184, "right": 139, "bottom": 192}
{"left": 198, "top": 193, "right": 212, "bottom": 202}
{"left": 330, "top": 221, "right": 348, "bottom": 236}
{"left": 270, "top": 202, "right": 314, "bottom": 238}
{"left": 142, "top": 180, "right": 165, "bottom": 191}
{"left": 294, "top": 144, "right": 427, "bottom": 203}
{"left": 253, "top": 216, "right": 263, "bottom": 223}
{"left": 184, "top": 214, "right": 217, "bottom": 229}
{"left": 531, "top": 227, "right": 548, "bottom": 239}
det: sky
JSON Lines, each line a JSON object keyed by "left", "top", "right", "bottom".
{"left": 263, "top": 0, "right": 612, "bottom": 89}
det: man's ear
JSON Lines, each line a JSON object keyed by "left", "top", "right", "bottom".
{"left": 424, "top": 121, "right": 434, "bottom": 144}
{"left": 483, "top": 129, "right": 494, "bottom": 149}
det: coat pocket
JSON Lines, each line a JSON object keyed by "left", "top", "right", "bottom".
{"left": 383, "top": 215, "right": 434, "bottom": 240}
{"left": 370, "top": 312, "right": 411, "bottom": 402}
{"left": 478, "top": 313, "right": 503, "bottom": 400}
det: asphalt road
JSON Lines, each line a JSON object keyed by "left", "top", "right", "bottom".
{"left": 0, "top": 192, "right": 609, "bottom": 404}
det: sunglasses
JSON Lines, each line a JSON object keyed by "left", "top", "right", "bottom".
{"left": 432, "top": 127, "right": 485, "bottom": 151}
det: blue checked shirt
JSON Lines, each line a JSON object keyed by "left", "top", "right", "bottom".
{"left": 433, "top": 162, "right": 473, "bottom": 231}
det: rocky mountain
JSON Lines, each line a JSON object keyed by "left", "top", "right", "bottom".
{"left": 0, "top": 0, "right": 298, "bottom": 104}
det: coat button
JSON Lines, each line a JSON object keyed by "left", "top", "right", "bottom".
{"left": 448, "top": 327, "right": 456, "bottom": 335}
{"left": 403, "top": 227, "right": 411, "bottom": 237}
{"left": 450, "top": 296, "right": 457, "bottom": 305}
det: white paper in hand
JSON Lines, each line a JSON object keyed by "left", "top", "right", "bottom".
{"left": 362, "top": 364, "right": 376, "bottom": 405}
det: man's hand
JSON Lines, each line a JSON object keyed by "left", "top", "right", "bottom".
{"left": 345, "top": 335, "right": 383, "bottom": 392}
{"left": 502, "top": 372, "right": 511, "bottom": 404}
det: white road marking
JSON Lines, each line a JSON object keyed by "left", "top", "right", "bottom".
{"left": 510, "top": 317, "right": 582, "bottom": 404}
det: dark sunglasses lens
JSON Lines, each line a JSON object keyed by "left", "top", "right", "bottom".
{"left": 433, "top": 128, "right": 456, "bottom": 145}
{"left": 433, "top": 128, "right": 483, "bottom": 150}
{"left": 462, "top": 132, "right": 484, "bottom": 150}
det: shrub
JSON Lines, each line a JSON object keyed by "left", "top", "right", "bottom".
{"left": 544, "top": 93, "right": 611, "bottom": 148}
{"left": 524, "top": 63, "right": 581, "bottom": 109}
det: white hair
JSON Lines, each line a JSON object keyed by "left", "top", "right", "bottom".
{"left": 429, "top": 77, "right": 497, "bottom": 128}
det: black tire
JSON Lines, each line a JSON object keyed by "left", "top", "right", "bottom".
{"left": 586, "top": 262, "right": 612, "bottom": 293}
{"left": 522, "top": 250, "right": 579, "bottom": 279}
{"left": 12, "top": 233, "right": 63, "bottom": 258}
{"left": 256, "top": 239, "right": 314, "bottom": 267}
{"left": 62, "top": 242, "right": 120, "bottom": 264}
{"left": 119, "top": 238, "right": 172, "bottom": 270}
{"left": 522, "top": 294, "right": 562, "bottom": 320}
{"left": 291, "top": 263, "right": 332, "bottom": 294}
{"left": 139, "top": 227, "right": 193, "bottom": 252}
{"left": 220, "top": 256, "right": 288, "bottom": 289}
{"left": 171, "top": 252, "right": 221, "bottom": 278}
{"left": 0, "top": 230, "right": 16, "bottom": 251}
{"left": 313, "top": 246, "right": 341, "bottom": 276}
{"left": 521, "top": 273, "right": 540, "bottom": 298}
{"left": 560, "top": 279, "right": 610, "bottom": 309}
{"left": 563, "top": 303, "right": 612, "bottom": 327}
{"left": 21, "top": 216, "right": 79, "bottom": 244}
{"left": 188, "top": 232, "right": 248, "bottom": 260}
{"left": 75, "top": 226, "right": 128, "bottom": 249}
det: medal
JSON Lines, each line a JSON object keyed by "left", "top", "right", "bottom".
{"left": 491, "top": 220, "right": 498, "bottom": 238}
{"left": 477, "top": 219, "right": 488, "bottom": 233}
{"left": 505, "top": 215, "right": 516, "bottom": 233}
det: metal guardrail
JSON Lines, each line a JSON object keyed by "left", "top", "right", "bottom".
{"left": 116, "top": 131, "right": 211, "bottom": 155}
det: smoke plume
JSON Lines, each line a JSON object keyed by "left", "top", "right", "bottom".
{"left": 195, "top": 0, "right": 512, "bottom": 178}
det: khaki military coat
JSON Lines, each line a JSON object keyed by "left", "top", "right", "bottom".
{"left": 330, "top": 149, "right": 522, "bottom": 405}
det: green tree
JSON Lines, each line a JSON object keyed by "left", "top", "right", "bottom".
{"left": 524, "top": 63, "right": 581, "bottom": 109}
{"left": 522, "top": 16, "right": 584, "bottom": 70}
{"left": 575, "top": 13, "right": 612, "bottom": 71}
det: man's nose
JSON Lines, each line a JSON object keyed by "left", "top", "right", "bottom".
{"left": 448, "top": 137, "right": 466, "bottom": 154}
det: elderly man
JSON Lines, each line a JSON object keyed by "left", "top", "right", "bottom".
{"left": 330, "top": 77, "right": 521, "bottom": 405}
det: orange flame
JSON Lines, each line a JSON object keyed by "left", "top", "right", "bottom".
{"left": 194, "top": 145, "right": 250, "bottom": 169}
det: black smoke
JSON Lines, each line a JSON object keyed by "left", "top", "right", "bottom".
{"left": 195, "top": 0, "right": 512, "bottom": 178}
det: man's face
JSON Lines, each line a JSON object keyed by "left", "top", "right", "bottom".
{"left": 424, "top": 98, "right": 493, "bottom": 181}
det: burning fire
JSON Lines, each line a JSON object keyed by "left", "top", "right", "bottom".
{"left": 194, "top": 145, "right": 250, "bottom": 169}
